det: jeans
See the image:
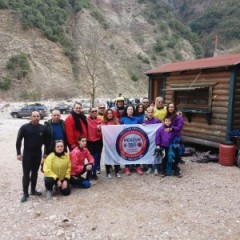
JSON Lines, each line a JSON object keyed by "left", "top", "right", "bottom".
{"left": 87, "top": 140, "right": 103, "bottom": 175}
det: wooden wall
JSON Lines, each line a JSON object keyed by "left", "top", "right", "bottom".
{"left": 233, "top": 71, "right": 240, "bottom": 130}
{"left": 164, "top": 68, "right": 231, "bottom": 147}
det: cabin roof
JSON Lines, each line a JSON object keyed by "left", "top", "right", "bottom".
{"left": 146, "top": 53, "right": 240, "bottom": 75}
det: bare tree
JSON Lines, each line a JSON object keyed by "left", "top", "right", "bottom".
{"left": 76, "top": 26, "right": 107, "bottom": 107}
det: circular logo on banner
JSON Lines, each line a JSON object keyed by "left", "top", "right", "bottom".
{"left": 116, "top": 127, "right": 149, "bottom": 161}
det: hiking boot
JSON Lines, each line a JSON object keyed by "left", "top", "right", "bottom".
{"left": 46, "top": 190, "right": 53, "bottom": 200}
{"left": 146, "top": 168, "right": 152, "bottom": 175}
{"left": 180, "top": 159, "right": 185, "bottom": 164}
{"left": 125, "top": 167, "right": 131, "bottom": 176}
{"left": 31, "top": 190, "right": 42, "bottom": 196}
{"left": 175, "top": 173, "right": 182, "bottom": 178}
{"left": 115, "top": 173, "right": 122, "bottom": 178}
{"left": 136, "top": 167, "right": 143, "bottom": 175}
{"left": 154, "top": 169, "right": 159, "bottom": 176}
{"left": 107, "top": 173, "right": 112, "bottom": 179}
{"left": 91, "top": 174, "right": 98, "bottom": 180}
{"left": 21, "top": 194, "right": 29, "bottom": 203}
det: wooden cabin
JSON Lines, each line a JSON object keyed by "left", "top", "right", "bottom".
{"left": 145, "top": 54, "right": 240, "bottom": 148}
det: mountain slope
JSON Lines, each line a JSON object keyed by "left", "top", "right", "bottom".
{"left": 0, "top": 0, "right": 206, "bottom": 100}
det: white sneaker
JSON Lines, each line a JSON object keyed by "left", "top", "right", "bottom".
{"left": 107, "top": 173, "right": 112, "bottom": 179}
{"left": 46, "top": 190, "right": 53, "bottom": 200}
{"left": 154, "top": 169, "right": 159, "bottom": 176}
{"left": 115, "top": 173, "right": 122, "bottom": 178}
{"left": 146, "top": 168, "right": 152, "bottom": 175}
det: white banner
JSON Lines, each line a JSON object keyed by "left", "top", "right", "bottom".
{"left": 101, "top": 124, "right": 162, "bottom": 165}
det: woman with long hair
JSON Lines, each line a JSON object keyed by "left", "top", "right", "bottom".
{"left": 166, "top": 102, "right": 184, "bottom": 138}
{"left": 102, "top": 108, "right": 121, "bottom": 178}
{"left": 135, "top": 103, "right": 146, "bottom": 124}
{"left": 65, "top": 102, "right": 88, "bottom": 151}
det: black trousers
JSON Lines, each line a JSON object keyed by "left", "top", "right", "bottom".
{"left": 22, "top": 151, "right": 41, "bottom": 195}
{"left": 44, "top": 177, "right": 71, "bottom": 196}
{"left": 105, "top": 165, "right": 120, "bottom": 174}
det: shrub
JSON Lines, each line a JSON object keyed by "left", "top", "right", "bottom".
{"left": 131, "top": 74, "right": 140, "bottom": 82}
{"left": 6, "top": 52, "right": 30, "bottom": 80}
{"left": 154, "top": 40, "right": 165, "bottom": 52}
{"left": 0, "top": 0, "right": 8, "bottom": 9}
{"left": 0, "top": 76, "right": 11, "bottom": 90}
{"left": 137, "top": 53, "right": 150, "bottom": 64}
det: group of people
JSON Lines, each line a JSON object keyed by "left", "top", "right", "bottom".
{"left": 16, "top": 96, "right": 184, "bottom": 203}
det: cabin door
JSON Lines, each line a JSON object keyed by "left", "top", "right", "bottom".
{"left": 151, "top": 78, "right": 165, "bottom": 101}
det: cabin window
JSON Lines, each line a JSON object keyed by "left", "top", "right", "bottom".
{"left": 174, "top": 87, "right": 210, "bottom": 111}
{"left": 167, "top": 82, "right": 217, "bottom": 125}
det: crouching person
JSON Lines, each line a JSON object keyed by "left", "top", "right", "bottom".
{"left": 69, "top": 136, "right": 94, "bottom": 188}
{"left": 43, "top": 140, "right": 71, "bottom": 200}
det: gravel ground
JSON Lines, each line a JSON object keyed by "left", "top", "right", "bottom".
{"left": 1, "top": 103, "right": 240, "bottom": 240}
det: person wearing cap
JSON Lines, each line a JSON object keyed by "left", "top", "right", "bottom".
{"left": 97, "top": 104, "right": 106, "bottom": 120}
{"left": 112, "top": 96, "right": 125, "bottom": 120}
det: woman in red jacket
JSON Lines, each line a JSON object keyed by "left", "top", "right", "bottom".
{"left": 87, "top": 107, "right": 103, "bottom": 180}
{"left": 69, "top": 136, "right": 94, "bottom": 188}
{"left": 65, "top": 102, "right": 88, "bottom": 151}
{"left": 102, "top": 108, "right": 121, "bottom": 179}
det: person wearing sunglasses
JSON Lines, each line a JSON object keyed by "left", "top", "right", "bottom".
{"left": 87, "top": 107, "right": 103, "bottom": 180}
{"left": 43, "top": 140, "right": 71, "bottom": 200}
{"left": 97, "top": 104, "right": 106, "bottom": 120}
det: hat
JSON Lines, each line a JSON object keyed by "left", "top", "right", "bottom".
{"left": 115, "top": 97, "right": 124, "bottom": 102}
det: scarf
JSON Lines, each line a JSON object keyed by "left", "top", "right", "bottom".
{"left": 54, "top": 151, "right": 65, "bottom": 157}
{"left": 71, "top": 111, "right": 88, "bottom": 133}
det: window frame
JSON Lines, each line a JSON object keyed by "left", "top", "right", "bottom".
{"left": 168, "top": 82, "right": 216, "bottom": 114}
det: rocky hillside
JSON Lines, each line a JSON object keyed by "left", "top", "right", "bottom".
{"left": 0, "top": 0, "right": 239, "bottom": 101}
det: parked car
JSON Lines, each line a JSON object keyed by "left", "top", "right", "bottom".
{"left": 10, "top": 103, "right": 49, "bottom": 119}
{"left": 82, "top": 102, "right": 91, "bottom": 114}
{"left": 50, "top": 103, "right": 72, "bottom": 114}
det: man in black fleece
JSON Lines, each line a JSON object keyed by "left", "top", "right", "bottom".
{"left": 16, "top": 111, "right": 47, "bottom": 203}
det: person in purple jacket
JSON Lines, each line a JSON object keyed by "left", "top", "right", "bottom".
{"left": 166, "top": 102, "right": 184, "bottom": 138}
{"left": 166, "top": 102, "right": 185, "bottom": 164}
{"left": 143, "top": 107, "right": 161, "bottom": 175}
{"left": 155, "top": 116, "right": 175, "bottom": 176}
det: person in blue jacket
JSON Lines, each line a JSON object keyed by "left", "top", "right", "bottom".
{"left": 120, "top": 105, "right": 143, "bottom": 176}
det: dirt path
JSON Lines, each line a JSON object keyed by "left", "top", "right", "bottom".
{"left": 1, "top": 117, "right": 240, "bottom": 240}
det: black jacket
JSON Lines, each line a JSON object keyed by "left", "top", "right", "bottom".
{"left": 44, "top": 119, "right": 67, "bottom": 155}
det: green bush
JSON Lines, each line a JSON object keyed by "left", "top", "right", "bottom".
{"left": 154, "top": 40, "right": 165, "bottom": 52}
{"left": 0, "top": 76, "right": 11, "bottom": 90}
{"left": 131, "top": 73, "right": 140, "bottom": 82}
{"left": 0, "top": 0, "right": 8, "bottom": 9}
{"left": 137, "top": 53, "right": 150, "bottom": 64}
{"left": 6, "top": 52, "right": 30, "bottom": 80}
